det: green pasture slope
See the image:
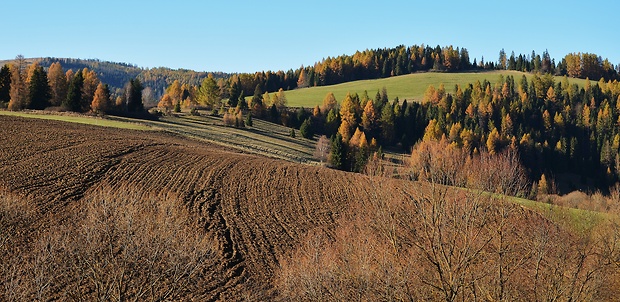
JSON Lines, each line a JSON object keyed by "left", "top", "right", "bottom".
{"left": 0, "top": 110, "right": 153, "bottom": 131}
{"left": 283, "top": 71, "right": 591, "bottom": 108}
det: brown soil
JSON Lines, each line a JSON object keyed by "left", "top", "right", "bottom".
{"left": 0, "top": 115, "right": 371, "bottom": 300}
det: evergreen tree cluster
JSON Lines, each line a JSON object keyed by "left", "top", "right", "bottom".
{"left": 0, "top": 57, "right": 143, "bottom": 115}
{"left": 411, "top": 74, "right": 620, "bottom": 190}
{"left": 498, "top": 50, "right": 619, "bottom": 81}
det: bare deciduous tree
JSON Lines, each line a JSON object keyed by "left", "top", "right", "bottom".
{"left": 314, "top": 135, "right": 331, "bottom": 164}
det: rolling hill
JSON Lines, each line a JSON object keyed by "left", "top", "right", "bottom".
{"left": 1, "top": 114, "right": 618, "bottom": 300}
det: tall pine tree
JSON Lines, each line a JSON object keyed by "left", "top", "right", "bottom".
{"left": 126, "top": 79, "right": 144, "bottom": 112}
{"left": 329, "top": 133, "right": 346, "bottom": 170}
{"left": 27, "top": 65, "right": 51, "bottom": 110}
{"left": 0, "top": 65, "right": 11, "bottom": 104}
{"left": 64, "top": 70, "right": 83, "bottom": 112}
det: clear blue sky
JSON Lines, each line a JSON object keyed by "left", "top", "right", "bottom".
{"left": 1, "top": 0, "right": 618, "bottom": 73}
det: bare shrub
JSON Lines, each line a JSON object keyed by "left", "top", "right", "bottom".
{"left": 409, "top": 137, "right": 467, "bottom": 187}
{"left": 0, "top": 184, "right": 213, "bottom": 301}
{"left": 0, "top": 190, "right": 36, "bottom": 301}
{"left": 276, "top": 174, "right": 611, "bottom": 301}
{"left": 409, "top": 139, "right": 529, "bottom": 197}
{"left": 313, "top": 135, "right": 330, "bottom": 164}
{"left": 465, "top": 148, "right": 529, "bottom": 197}
{"left": 223, "top": 109, "right": 244, "bottom": 127}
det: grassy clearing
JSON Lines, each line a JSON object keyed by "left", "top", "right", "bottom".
{"left": 505, "top": 195, "right": 612, "bottom": 233}
{"left": 116, "top": 113, "right": 320, "bottom": 164}
{"left": 0, "top": 110, "right": 153, "bottom": 131}
{"left": 283, "top": 71, "right": 591, "bottom": 108}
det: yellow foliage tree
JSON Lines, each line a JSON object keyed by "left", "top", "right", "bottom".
{"left": 338, "top": 119, "right": 353, "bottom": 142}
{"left": 361, "top": 100, "right": 377, "bottom": 132}
{"left": 538, "top": 174, "right": 549, "bottom": 195}
{"left": 321, "top": 92, "right": 338, "bottom": 113}
{"left": 422, "top": 119, "right": 443, "bottom": 142}
{"left": 48, "top": 62, "right": 67, "bottom": 107}
{"left": 486, "top": 128, "right": 501, "bottom": 155}
{"left": 91, "top": 83, "right": 110, "bottom": 114}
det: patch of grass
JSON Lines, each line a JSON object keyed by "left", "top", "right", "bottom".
{"left": 0, "top": 110, "right": 153, "bottom": 131}
{"left": 282, "top": 71, "right": 591, "bottom": 108}
{"left": 506, "top": 195, "right": 611, "bottom": 233}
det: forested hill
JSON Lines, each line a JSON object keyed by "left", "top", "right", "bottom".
{"left": 1, "top": 44, "right": 618, "bottom": 105}
{"left": 0, "top": 57, "right": 229, "bottom": 105}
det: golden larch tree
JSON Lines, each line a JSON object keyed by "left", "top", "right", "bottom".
{"left": 82, "top": 68, "right": 100, "bottom": 111}
{"left": 91, "top": 83, "right": 110, "bottom": 114}
{"left": 8, "top": 58, "right": 27, "bottom": 111}
{"left": 361, "top": 100, "right": 377, "bottom": 133}
{"left": 47, "top": 62, "right": 67, "bottom": 106}
{"left": 321, "top": 92, "right": 338, "bottom": 114}
{"left": 339, "top": 92, "right": 357, "bottom": 130}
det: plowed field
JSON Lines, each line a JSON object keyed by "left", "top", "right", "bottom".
{"left": 4, "top": 115, "right": 616, "bottom": 301}
{"left": 0, "top": 115, "right": 373, "bottom": 300}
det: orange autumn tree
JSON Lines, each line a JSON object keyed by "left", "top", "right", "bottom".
{"left": 91, "top": 83, "right": 111, "bottom": 114}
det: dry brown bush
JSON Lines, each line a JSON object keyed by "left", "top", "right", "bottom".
{"left": 276, "top": 174, "right": 616, "bottom": 301}
{"left": 409, "top": 139, "right": 529, "bottom": 197}
{"left": 0, "top": 184, "right": 213, "bottom": 301}
{"left": 409, "top": 137, "right": 467, "bottom": 187}
{"left": 0, "top": 190, "right": 37, "bottom": 301}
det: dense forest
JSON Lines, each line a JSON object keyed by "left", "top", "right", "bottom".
{"left": 0, "top": 56, "right": 146, "bottom": 116}
{"left": 0, "top": 57, "right": 228, "bottom": 106}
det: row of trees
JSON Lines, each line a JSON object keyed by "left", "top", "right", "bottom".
{"left": 9, "top": 45, "right": 617, "bottom": 112}
{"left": 498, "top": 49, "right": 618, "bottom": 81}
{"left": 0, "top": 56, "right": 144, "bottom": 114}
{"left": 224, "top": 46, "right": 617, "bottom": 102}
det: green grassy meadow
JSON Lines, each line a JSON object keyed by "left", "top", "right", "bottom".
{"left": 282, "top": 70, "right": 591, "bottom": 108}
{"left": 0, "top": 110, "right": 153, "bottom": 130}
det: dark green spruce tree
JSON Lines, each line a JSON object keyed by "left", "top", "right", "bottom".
{"left": 27, "top": 65, "right": 51, "bottom": 110}
{"left": 0, "top": 65, "right": 11, "bottom": 104}
{"left": 228, "top": 77, "right": 241, "bottom": 107}
{"left": 329, "top": 133, "right": 346, "bottom": 170}
{"left": 126, "top": 79, "right": 144, "bottom": 112}
{"left": 64, "top": 70, "right": 83, "bottom": 112}
{"left": 300, "top": 118, "right": 313, "bottom": 139}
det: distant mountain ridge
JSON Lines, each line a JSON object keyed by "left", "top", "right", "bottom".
{"left": 0, "top": 57, "right": 229, "bottom": 105}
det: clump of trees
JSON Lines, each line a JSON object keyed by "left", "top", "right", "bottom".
{"left": 0, "top": 56, "right": 144, "bottom": 116}
{"left": 409, "top": 137, "right": 529, "bottom": 197}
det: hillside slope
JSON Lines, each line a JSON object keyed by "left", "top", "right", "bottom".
{"left": 284, "top": 70, "right": 591, "bottom": 107}
{"left": 0, "top": 116, "right": 617, "bottom": 300}
{"left": 0, "top": 115, "right": 370, "bottom": 300}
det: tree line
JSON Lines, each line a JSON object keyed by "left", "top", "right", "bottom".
{"left": 0, "top": 56, "right": 144, "bottom": 115}
{"left": 5, "top": 44, "right": 617, "bottom": 109}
